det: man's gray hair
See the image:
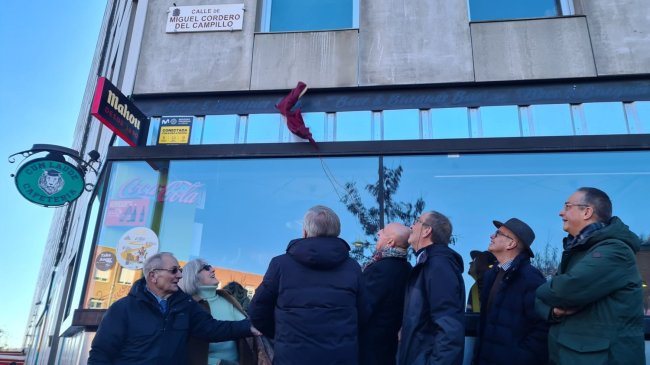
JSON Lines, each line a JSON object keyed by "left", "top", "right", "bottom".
{"left": 178, "top": 258, "right": 209, "bottom": 296}
{"left": 423, "top": 211, "right": 453, "bottom": 245}
{"left": 143, "top": 252, "right": 175, "bottom": 277}
{"left": 303, "top": 205, "right": 341, "bottom": 237}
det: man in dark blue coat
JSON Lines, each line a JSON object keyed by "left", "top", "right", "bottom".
{"left": 359, "top": 222, "right": 412, "bottom": 365}
{"left": 249, "top": 205, "right": 364, "bottom": 365}
{"left": 88, "top": 252, "right": 256, "bottom": 365}
{"left": 474, "top": 218, "right": 548, "bottom": 365}
{"left": 397, "top": 211, "right": 465, "bottom": 365}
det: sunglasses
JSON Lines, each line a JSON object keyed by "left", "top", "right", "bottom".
{"left": 199, "top": 264, "right": 213, "bottom": 273}
{"left": 152, "top": 266, "right": 182, "bottom": 274}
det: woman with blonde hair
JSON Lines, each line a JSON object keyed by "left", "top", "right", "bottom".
{"left": 179, "top": 258, "right": 270, "bottom": 365}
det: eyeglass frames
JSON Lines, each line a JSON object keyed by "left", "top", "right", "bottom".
{"left": 413, "top": 218, "right": 429, "bottom": 226}
{"left": 563, "top": 202, "right": 590, "bottom": 211}
{"left": 494, "top": 230, "right": 514, "bottom": 241}
{"left": 152, "top": 266, "right": 182, "bottom": 274}
{"left": 199, "top": 264, "right": 212, "bottom": 273}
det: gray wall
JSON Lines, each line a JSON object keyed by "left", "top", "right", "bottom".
{"left": 133, "top": 0, "right": 650, "bottom": 94}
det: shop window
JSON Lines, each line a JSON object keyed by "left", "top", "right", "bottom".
{"left": 260, "top": 0, "right": 358, "bottom": 32}
{"left": 203, "top": 115, "right": 239, "bottom": 144}
{"left": 85, "top": 150, "right": 649, "bottom": 311}
{"left": 576, "top": 102, "right": 628, "bottom": 135}
{"left": 383, "top": 109, "right": 420, "bottom": 140}
{"left": 474, "top": 105, "right": 521, "bottom": 137}
{"left": 431, "top": 107, "right": 470, "bottom": 139}
{"left": 624, "top": 101, "right": 650, "bottom": 135}
{"left": 246, "top": 113, "right": 283, "bottom": 143}
{"left": 527, "top": 104, "right": 573, "bottom": 136}
{"left": 336, "top": 111, "right": 372, "bottom": 141}
{"left": 469, "top": 0, "right": 562, "bottom": 21}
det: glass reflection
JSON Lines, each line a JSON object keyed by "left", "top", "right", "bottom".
{"left": 203, "top": 115, "right": 238, "bottom": 144}
{"left": 529, "top": 104, "right": 573, "bottom": 136}
{"left": 469, "top": 0, "right": 559, "bottom": 21}
{"left": 431, "top": 107, "right": 470, "bottom": 139}
{"left": 336, "top": 111, "right": 372, "bottom": 141}
{"left": 478, "top": 105, "right": 520, "bottom": 137}
{"left": 383, "top": 109, "right": 420, "bottom": 140}
{"left": 247, "top": 114, "right": 282, "bottom": 143}
{"left": 580, "top": 102, "right": 628, "bottom": 135}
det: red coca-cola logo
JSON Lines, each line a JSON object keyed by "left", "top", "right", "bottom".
{"left": 118, "top": 178, "right": 203, "bottom": 204}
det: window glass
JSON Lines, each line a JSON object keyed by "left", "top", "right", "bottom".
{"left": 383, "top": 109, "right": 420, "bottom": 140}
{"left": 580, "top": 102, "right": 628, "bottom": 135}
{"left": 247, "top": 113, "right": 282, "bottom": 143}
{"left": 85, "top": 157, "right": 378, "bottom": 308}
{"left": 478, "top": 105, "right": 520, "bottom": 137}
{"left": 303, "top": 112, "right": 327, "bottom": 142}
{"left": 336, "top": 111, "right": 372, "bottom": 141}
{"left": 529, "top": 104, "right": 574, "bottom": 136}
{"left": 202, "top": 115, "right": 238, "bottom": 144}
{"left": 469, "top": 0, "right": 559, "bottom": 21}
{"left": 385, "top": 151, "right": 650, "bottom": 303}
{"left": 627, "top": 101, "right": 650, "bottom": 134}
{"left": 431, "top": 107, "right": 470, "bottom": 139}
{"left": 268, "top": 0, "right": 355, "bottom": 32}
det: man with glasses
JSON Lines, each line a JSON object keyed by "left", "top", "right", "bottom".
{"left": 473, "top": 218, "right": 548, "bottom": 365}
{"left": 89, "top": 252, "right": 258, "bottom": 365}
{"left": 397, "top": 211, "right": 465, "bottom": 365}
{"left": 535, "top": 187, "right": 644, "bottom": 365}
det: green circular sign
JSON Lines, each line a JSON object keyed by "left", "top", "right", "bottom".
{"left": 15, "top": 157, "right": 85, "bottom": 207}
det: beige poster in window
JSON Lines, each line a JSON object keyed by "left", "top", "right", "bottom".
{"left": 116, "top": 227, "right": 159, "bottom": 269}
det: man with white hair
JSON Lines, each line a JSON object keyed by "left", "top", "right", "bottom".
{"left": 249, "top": 205, "right": 364, "bottom": 365}
{"left": 88, "top": 252, "right": 257, "bottom": 365}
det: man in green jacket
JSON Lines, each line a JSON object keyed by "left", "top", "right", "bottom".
{"left": 535, "top": 187, "right": 644, "bottom": 365}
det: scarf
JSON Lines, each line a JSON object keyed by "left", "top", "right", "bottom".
{"left": 565, "top": 221, "right": 607, "bottom": 250}
{"left": 363, "top": 246, "right": 408, "bottom": 271}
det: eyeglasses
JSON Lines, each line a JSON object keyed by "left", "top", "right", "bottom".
{"left": 413, "top": 218, "right": 429, "bottom": 226}
{"left": 199, "top": 264, "right": 212, "bottom": 273}
{"left": 563, "top": 202, "right": 590, "bottom": 211}
{"left": 152, "top": 266, "right": 182, "bottom": 274}
{"left": 494, "top": 230, "right": 514, "bottom": 241}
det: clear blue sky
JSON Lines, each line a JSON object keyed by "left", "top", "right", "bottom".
{"left": 0, "top": 1, "right": 107, "bottom": 349}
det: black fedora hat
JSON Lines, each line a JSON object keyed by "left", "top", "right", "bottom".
{"left": 493, "top": 218, "right": 536, "bottom": 257}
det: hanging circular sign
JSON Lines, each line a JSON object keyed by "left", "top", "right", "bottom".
{"left": 116, "top": 227, "right": 159, "bottom": 269}
{"left": 14, "top": 156, "right": 85, "bottom": 207}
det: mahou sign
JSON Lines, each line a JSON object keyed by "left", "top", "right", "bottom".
{"left": 91, "top": 77, "right": 149, "bottom": 146}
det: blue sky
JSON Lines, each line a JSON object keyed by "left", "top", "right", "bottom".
{"left": 0, "top": 1, "right": 106, "bottom": 349}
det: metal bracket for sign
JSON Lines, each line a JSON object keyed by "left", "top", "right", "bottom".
{"left": 9, "top": 144, "right": 102, "bottom": 197}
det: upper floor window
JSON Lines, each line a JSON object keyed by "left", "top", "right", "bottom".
{"left": 469, "top": 0, "right": 567, "bottom": 21}
{"left": 260, "top": 0, "right": 358, "bottom": 32}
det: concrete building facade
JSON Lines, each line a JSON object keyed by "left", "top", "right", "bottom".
{"left": 22, "top": 0, "right": 650, "bottom": 363}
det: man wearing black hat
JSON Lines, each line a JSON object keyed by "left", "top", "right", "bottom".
{"left": 473, "top": 218, "right": 548, "bottom": 365}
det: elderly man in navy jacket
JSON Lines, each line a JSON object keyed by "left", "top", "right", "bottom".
{"left": 397, "top": 211, "right": 465, "bottom": 365}
{"left": 473, "top": 218, "right": 548, "bottom": 365}
{"left": 359, "top": 222, "right": 412, "bottom": 365}
{"left": 88, "top": 252, "right": 256, "bottom": 365}
{"left": 249, "top": 205, "right": 364, "bottom": 365}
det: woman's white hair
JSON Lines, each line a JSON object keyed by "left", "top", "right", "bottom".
{"left": 177, "top": 258, "right": 209, "bottom": 296}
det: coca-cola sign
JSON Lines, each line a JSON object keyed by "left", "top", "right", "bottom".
{"left": 118, "top": 178, "right": 204, "bottom": 205}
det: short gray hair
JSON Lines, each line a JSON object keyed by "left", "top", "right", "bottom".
{"left": 143, "top": 252, "right": 175, "bottom": 277}
{"left": 177, "top": 258, "right": 209, "bottom": 296}
{"left": 423, "top": 211, "right": 453, "bottom": 245}
{"left": 303, "top": 205, "right": 341, "bottom": 237}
